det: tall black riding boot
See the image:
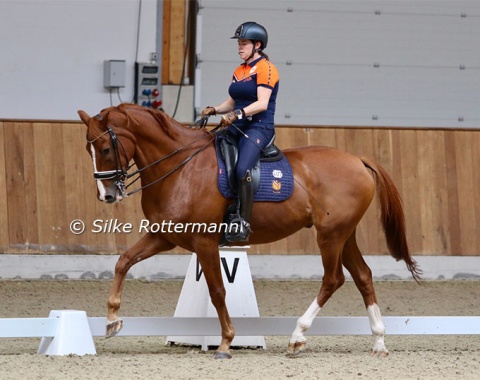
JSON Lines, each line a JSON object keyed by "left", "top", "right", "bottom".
{"left": 225, "top": 171, "right": 254, "bottom": 243}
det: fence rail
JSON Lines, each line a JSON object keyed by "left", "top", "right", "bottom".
{"left": 2, "top": 315, "right": 480, "bottom": 338}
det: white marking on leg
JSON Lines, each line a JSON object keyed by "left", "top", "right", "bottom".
{"left": 290, "top": 298, "right": 321, "bottom": 344}
{"left": 90, "top": 144, "right": 107, "bottom": 201}
{"left": 367, "top": 303, "right": 388, "bottom": 354}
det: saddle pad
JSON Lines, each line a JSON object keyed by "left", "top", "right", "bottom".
{"left": 216, "top": 144, "right": 294, "bottom": 202}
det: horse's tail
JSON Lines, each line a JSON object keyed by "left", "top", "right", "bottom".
{"left": 360, "top": 156, "right": 422, "bottom": 282}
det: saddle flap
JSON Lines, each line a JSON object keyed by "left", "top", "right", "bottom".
{"left": 218, "top": 134, "right": 239, "bottom": 193}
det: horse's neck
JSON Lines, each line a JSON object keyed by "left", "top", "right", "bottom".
{"left": 131, "top": 117, "right": 207, "bottom": 175}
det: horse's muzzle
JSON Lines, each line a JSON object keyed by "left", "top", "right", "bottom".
{"left": 97, "top": 179, "right": 125, "bottom": 203}
{"left": 103, "top": 193, "right": 119, "bottom": 204}
{"left": 98, "top": 188, "right": 123, "bottom": 203}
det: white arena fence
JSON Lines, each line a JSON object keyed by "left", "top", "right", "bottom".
{"left": 0, "top": 313, "right": 480, "bottom": 356}
{"left": 1, "top": 249, "right": 479, "bottom": 355}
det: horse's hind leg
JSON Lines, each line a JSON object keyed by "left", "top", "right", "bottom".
{"left": 288, "top": 236, "right": 346, "bottom": 356}
{"left": 342, "top": 230, "right": 389, "bottom": 357}
{"left": 106, "top": 233, "right": 175, "bottom": 337}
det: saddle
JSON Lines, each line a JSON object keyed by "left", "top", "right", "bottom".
{"left": 218, "top": 132, "right": 284, "bottom": 195}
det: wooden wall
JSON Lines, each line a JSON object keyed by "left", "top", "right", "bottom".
{"left": 0, "top": 120, "right": 479, "bottom": 256}
{"left": 161, "top": 0, "right": 196, "bottom": 86}
{"left": 265, "top": 126, "right": 480, "bottom": 257}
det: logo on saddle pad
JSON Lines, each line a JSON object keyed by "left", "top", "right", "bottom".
{"left": 272, "top": 170, "right": 283, "bottom": 179}
{"left": 272, "top": 170, "right": 283, "bottom": 192}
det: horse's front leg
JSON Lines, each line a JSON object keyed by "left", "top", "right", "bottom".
{"left": 106, "top": 233, "right": 175, "bottom": 337}
{"left": 196, "top": 245, "right": 235, "bottom": 359}
{"left": 288, "top": 298, "right": 321, "bottom": 356}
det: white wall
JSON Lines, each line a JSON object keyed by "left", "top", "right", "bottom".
{"left": 196, "top": 0, "right": 480, "bottom": 128}
{"left": 0, "top": 0, "right": 157, "bottom": 120}
{"left": 2, "top": 0, "right": 479, "bottom": 127}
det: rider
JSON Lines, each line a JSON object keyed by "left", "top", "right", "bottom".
{"left": 201, "top": 21, "right": 280, "bottom": 243}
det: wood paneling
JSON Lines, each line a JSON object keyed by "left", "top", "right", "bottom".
{"left": 162, "top": 0, "right": 186, "bottom": 85}
{"left": 161, "top": 0, "right": 197, "bottom": 85}
{"left": 0, "top": 123, "right": 9, "bottom": 247}
{"left": 0, "top": 121, "right": 479, "bottom": 256}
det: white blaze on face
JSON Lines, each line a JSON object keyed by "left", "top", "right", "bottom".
{"left": 90, "top": 144, "right": 107, "bottom": 201}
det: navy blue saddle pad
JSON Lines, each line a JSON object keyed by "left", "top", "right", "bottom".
{"left": 215, "top": 139, "right": 294, "bottom": 202}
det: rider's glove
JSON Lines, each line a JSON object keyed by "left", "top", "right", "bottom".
{"left": 220, "top": 109, "right": 244, "bottom": 127}
{"left": 201, "top": 106, "right": 216, "bottom": 117}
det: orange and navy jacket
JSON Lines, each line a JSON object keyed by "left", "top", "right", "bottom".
{"left": 228, "top": 56, "right": 279, "bottom": 128}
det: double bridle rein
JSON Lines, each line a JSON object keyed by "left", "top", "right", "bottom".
{"left": 87, "top": 119, "right": 217, "bottom": 198}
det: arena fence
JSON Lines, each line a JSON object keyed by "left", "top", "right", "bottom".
{"left": 1, "top": 313, "right": 479, "bottom": 356}
{"left": 2, "top": 315, "right": 479, "bottom": 338}
{"left": 1, "top": 250, "right": 479, "bottom": 355}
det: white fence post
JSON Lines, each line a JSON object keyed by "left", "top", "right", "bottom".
{"left": 37, "top": 310, "right": 96, "bottom": 356}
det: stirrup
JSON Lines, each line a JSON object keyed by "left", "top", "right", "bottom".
{"left": 224, "top": 217, "right": 252, "bottom": 243}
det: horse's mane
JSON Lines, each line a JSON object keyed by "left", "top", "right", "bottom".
{"left": 103, "top": 103, "right": 207, "bottom": 139}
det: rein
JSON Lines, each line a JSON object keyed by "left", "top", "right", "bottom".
{"left": 125, "top": 133, "right": 216, "bottom": 196}
{"left": 88, "top": 117, "right": 220, "bottom": 197}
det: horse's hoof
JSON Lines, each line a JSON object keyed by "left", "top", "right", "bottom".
{"left": 214, "top": 351, "right": 232, "bottom": 359}
{"left": 105, "top": 319, "right": 123, "bottom": 338}
{"left": 371, "top": 349, "right": 389, "bottom": 358}
{"left": 286, "top": 341, "right": 306, "bottom": 357}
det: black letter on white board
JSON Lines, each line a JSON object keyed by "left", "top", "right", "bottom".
{"left": 222, "top": 257, "right": 239, "bottom": 283}
{"left": 196, "top": 258, "right": 203, "bottom": 281}
{"left": 195, "top": 257, "right": 240, "bottom": 283}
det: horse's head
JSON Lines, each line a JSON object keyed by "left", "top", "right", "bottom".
{"left": 78, "top": 108, "right": 135, "bottom": 203}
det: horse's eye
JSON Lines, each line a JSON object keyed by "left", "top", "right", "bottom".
{"left": 101, "top": 147, "right": 111, "bottom": 156}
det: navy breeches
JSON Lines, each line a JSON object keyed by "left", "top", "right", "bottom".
{"left": 230, "top": 125, "right": 275, "bottom": 179}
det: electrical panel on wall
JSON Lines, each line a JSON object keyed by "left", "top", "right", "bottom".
{"left": 134, "top": 62, "right": 162, "bottom": 109}
{"left": 104, "top": 60, "right": 126, "bottom": 88}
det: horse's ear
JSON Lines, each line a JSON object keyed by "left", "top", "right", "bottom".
{"left": 78, "top": 110, "right": 91, "bottom": 126}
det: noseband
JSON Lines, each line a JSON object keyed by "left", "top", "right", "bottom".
{"left": 87, "top": 127, "right": 128, "bottom": 197}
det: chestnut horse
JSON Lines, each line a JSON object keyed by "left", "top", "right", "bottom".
{"left": 78, "top": 103, "right": 420, "bottom": 359}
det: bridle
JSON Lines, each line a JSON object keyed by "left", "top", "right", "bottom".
{"left": 87, "top": 127, "right": 128, "bottom": 197}
{"left": 87, "top": 117, "right": 218, "bottom": 198}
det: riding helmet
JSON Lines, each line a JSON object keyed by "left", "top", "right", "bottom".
{"left": 231, "top": 21, "right": 268, "bottom": 50}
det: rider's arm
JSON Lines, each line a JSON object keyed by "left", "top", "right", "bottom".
{"left": 242, "top": 86, "right": 272, "bottom": 117}
{"left": 212, "top": 97, "right": 235, "bottom": 115}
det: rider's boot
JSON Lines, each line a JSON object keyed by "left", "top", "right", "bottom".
{"left": 225, "top": 171, "right": 253, "bottom": 243}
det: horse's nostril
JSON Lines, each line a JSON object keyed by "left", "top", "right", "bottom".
{"left": 104, "top": 194, "right": 115, "bottom": 203}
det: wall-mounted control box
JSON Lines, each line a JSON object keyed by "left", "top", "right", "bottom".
{"left": 104, "top": 60, "right": 126, "bottom": 88}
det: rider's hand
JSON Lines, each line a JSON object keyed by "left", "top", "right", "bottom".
{"left": 220, "top": 111, "right": 238, "bottom": 127}
{"left": 201, "top": 106, "right": 216, "bottom": 118}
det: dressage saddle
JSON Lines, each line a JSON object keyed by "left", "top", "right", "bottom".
{"left": 217, "top": 131, "right": 283, "bottom": 246}
{"left": 218, "top": 131, "right": 283, "bottom": 195}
